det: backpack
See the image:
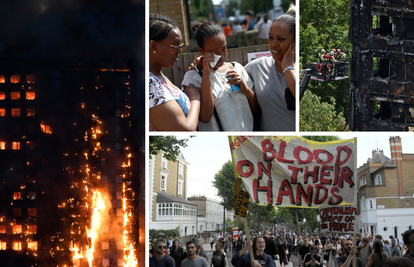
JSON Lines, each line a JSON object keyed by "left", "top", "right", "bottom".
{"left": 211, "top": 251, "right": 225, "bottom": 266}
{"left": 254, "top": 253, "right": 270, "bottom": 267}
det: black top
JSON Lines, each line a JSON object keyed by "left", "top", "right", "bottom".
{"left": 264, "top": 236, "right": 278, "bottom": 259}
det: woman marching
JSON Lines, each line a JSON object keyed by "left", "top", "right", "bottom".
{"left": 277, "top": 235, "right": 289, "bottom": 267}
{"left": 211, "top": 242, "right": 228, "bottom": 267}
{"left": 231, "top": 237, "right": 275, "bottom": 267}
{"left": 366, "top": 240, "right": 389, "bottom": 267}
{"left": 149, "top": 14, "right": 201, "bottom": 131}
{"left": 170, "top": 240, "right": 186, "bottom": 267}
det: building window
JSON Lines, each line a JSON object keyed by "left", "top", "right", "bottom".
{"left": 26, "top": 109, "right": 35, "bottom": 116}
{"left": 161, "top": 154, "right": 167, "bottom": 170}
{"left": 0, "top": 108, "right": 5, "bottom": 116}
{"left": 0, "top": 242, "right": 6, "bottom": 250}
{"left": 12, "top": 242, "right": 22, "bottom": 250}
{"left": 375, "top": 174, "right": 382, "bottom": 185}
{"left": 178, "top": 179, "right": 183, "bottom": 196}
{"left": 26, "top": 75, "right": 35, "bottom": 84}
{"left": 27, "top": 225, "right": 37, "bottom": 234}
{"left": 370, "top": 200, "right": 373, "bottom": 209}
{"left": 11, "top": 92, "right": 20, "bottom": 100}
{"left": 28, "top": 208, "right": 37, "bottom": 216}
{"left": 0, "top": 91, "right": 5, "bottom": 99}
{"left": 160, "top": 171, "right": 168, "bottom": 191}
{"left": 13, "top": 192, "right": 21, "bottom": 200}
{"left": 102, "top": 259, "right": 109, "bottom": 266}
{"left": 13, "top": 208, "right": 21, "bottom": 216}
{"left": 28, "top": 241, "right": 37, "bottom": 250}
{"left": 12, "top": 142, "right": 20, "bottom": 150}
{"left": 26, "top": 92, "right": 35, "bottom": 100}
{"left": 12, "top": 225, "right": 22, "bottom": 234}
{"left": 11, "top": 108, "right": 20, "bottom": 117}
{"left": 179, "top": 164, "right": 183, "bottom": 176}
{"left": 11, "top": 75, "right": 20, "bottom": 83}
{"left": 360, "top": 176, "right": 367, "bottom": 187}
{"left": 0, "top": 225, "right": 6, "bottom": 233}
{"left": 102, "top": 242, "right": 109, "bottom": 250}
{"left": 0, "top": 142, "right": 5, "bottom": 150}
{"left": 28, "top": 192, "right": 36, "bottom": 200}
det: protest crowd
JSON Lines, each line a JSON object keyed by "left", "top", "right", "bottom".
{"left": 149, "top": 229, "right": 414, "bottom": 267}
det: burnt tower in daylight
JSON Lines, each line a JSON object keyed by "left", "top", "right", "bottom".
{"left": 349, "top": 0, "right": 414, "bottom": 131}
{"left": 0, "top": 1, "right": 144, "bottom": 267}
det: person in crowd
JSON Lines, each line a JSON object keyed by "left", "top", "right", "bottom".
{"left": 323, "top": 239, "right": 332, "bottom": 267}
{"left": 244, "top": 13, "right": 296, "bottom": 131}
{"left": 378, "top": 256, "right": 414, "bottom": 267}
{"left": 181, "top": 22, "right": 258, "bottom": 131}
{"left": 236, "top": 236, "right": 245, "bottom": 253}
{"left": 314, "top": 239, "right": 323, "bottom": 254}
{"left": 277, "top": 235, "right": 288, "bottom": 266}
{"left": 150, "top": 239, "right": 175, "bottom": 267}
{"left": 171, "top": 240, "right": 186, "bottom": 267}
{"left": 286, "top": 234, "right": 293, "bottom": 262}
{"left": 299, "top": 237, "right": 311, "bottom": 267}
{"left": 263, "top": 230, "right": 278, "bottom": 260}
{"left": 211, "top": 242, "right": 228, "bottom": 267}
{"left": 366, "top": 240, "right": 389, "bottom": 267}
{"left": 357, "top": 237, "right": 372, "bottom": 266}
{"left": 403, "top": 229, "right": 414, "bottom": 263}
{"left": 210, "top": 236, "right": 215, "bottom": 250}
{"left": 255, "top": 13, "right": 272, "bottom": 39}
{"left": 293, "top": 234, "right": 300, "bottom": 255}
{"left": 182, "top": 241, "right": 209, "bottom": 267}
{"left": 231, "top": 237, "right": 275, "bottom": 267}
{"left": 390, "top": 238, "right": 401, "bottom": 257}
{"left": 167, "top": 236, "right": 174, "bottom": 252}
{"left": 336, "top": 239, "right": 364, "bottom": 267}
{"left": 149, "top": 14, "right": 201, "bottom": 131}
{"left": 150, "top": 237, "right": 158, "bottom": 256}
{"left": 326, "top": 238, "right": 342, "bottom": 267}
{"left": 241, "top": 10, "right": 254, "bottom": 30}
{"left": 375, "top": 235, "right": 391, "bottom": 257}
{"left": 303, "top": 245, "right": 322, "bottom": 267}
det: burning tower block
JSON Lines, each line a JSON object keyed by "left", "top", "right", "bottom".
{"left": 350, "top": 0, "right": 414, "bottom": 130}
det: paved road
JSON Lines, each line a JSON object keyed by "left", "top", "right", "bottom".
{"left": 203, "top": 243, "right": 298, "bottom": 267}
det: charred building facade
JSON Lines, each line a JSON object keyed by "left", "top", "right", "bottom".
{"left": 0, "top": 1, "right": 144, "bottom": 267}
{"left": 349, "top": 0, "right": 414, "bottom": 131}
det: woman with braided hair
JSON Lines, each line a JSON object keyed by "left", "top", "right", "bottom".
{"left": 149, "top": 14, "right": 201, "bottom": 131}
{"left": 181, "top": 22, "right": 258, "bottom": 131}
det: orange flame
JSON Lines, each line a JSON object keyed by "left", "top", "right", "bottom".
{"left": 86, "top": 189, "right": 105, "bottom": 267}
{"left": 123, "top": 183, "right": 138, "bottom": 267}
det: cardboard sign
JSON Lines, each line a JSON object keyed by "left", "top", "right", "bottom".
{"left": 319, "top": 206, "right": 357, "bottom": 234}
{"left": 229, "top": 136, "right": 357, "bottom": 208}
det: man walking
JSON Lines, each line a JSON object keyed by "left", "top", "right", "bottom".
{"left": 181, "top": 241, "right": 209, "bottom": 267}
{"left": 357, "top": 237, "right": 372, "bottom": 266}
{"left": 298, "top": 237, "right": 311, "bottom": 267}
{"left": 263, "top": 230, "right": 278, "bottom": 260}
{"left": 150, "top": 239, "right": 175, "bottom": 267}
{"left": 390, "top": 238, "right": 401, "bottom": 257}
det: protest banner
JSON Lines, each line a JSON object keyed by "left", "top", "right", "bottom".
{"left": 319, "top": 205, "right": 357, "bottom": 233}
{"left": 229, "top": 136, "right": 357, "bottom": 208}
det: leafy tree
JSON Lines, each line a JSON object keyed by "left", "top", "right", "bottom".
{"left": 225, "top": 217, "right": 237, "bottom": 231}
{"left": 212, "top": 160, "right": 236, "bottom": 211}
{"left": 149, "top": 226, "right": 180, "bottom": 239}
{"left": 239, "top": 0, "right": 274, "bottom": 16}
{"left": 300, "top": 90, "right": 349, "bottom": 131}
{"left": 149, "top": 136, "right": 193, "bottom": 162}
{"left": 301, "top": 136, "right": 340, "bottom": 142}
{"left": 300, "top": 0, "right": 351, "bottom": 121}
{"left": 189, "top": 0, "right": 215, "bottom": 22}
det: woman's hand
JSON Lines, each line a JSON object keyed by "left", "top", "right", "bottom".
{"left": 202, "top": 52, "right": 215, "bottom": 75}
{"left": 281, "top": 43, "right": 295, "bottom": 70}
{"left": 188, "top": 56, "right": 203, "bottom": 71}
{"left": 225, "top": 70, "right": 247, "bottom": 92}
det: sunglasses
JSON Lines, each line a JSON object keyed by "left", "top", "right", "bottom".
{"left": 157, "top": 41, "right": 184, "bottom": 53}
{"left": 158, "top": 246, "right": 167, "bottom": 249}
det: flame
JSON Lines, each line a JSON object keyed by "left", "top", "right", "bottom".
{"left": 70, "top": 243, "right": 84, "bottom": 259}
{"left": 123, "top": 183, "right": 138, "bottom": 267}
{"left": 86, "top": 189, "right": 105, "bottom": 267}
